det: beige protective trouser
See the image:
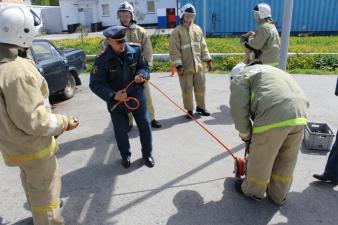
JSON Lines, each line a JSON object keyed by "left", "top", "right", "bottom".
{"left": 178, "top": 70, "right": 206, "bottom": 111}
{"left": 128, "top": 82, "right": 155, "bottom": 125}
{"left": 241, "top": 125, "right": 305, "bottom": 204}
{"left": 20, "top": 155, "right": 64, "bottom": 225}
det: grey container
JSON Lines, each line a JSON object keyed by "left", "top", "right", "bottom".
{"left": 304, "top": 122, "right": 335, "bottom": 150}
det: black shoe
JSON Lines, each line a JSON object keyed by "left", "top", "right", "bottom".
{"left": 151, "top": 119, "right": 162, "bottom": 128}
{"left": 234, "top": 179, "right": 244, "bottom": 194}
{"left": 196, "top": 106, "right": 210, "bottom": 116}
{"left": 186, "top": 110, "right": 193, "bottom": 119}
{"left": 121, "top": 157, "right": 131, "bottom": 168}
{"left": 313, "top": 174, "right": 337, "bottom": 184}
{"left": 128, "top": 124, "right": 133, "bottom": 132}
{"left": 143, "top": 156, "right": 155, "bottom": 168}
{"left": 59, "top": 199, "right": 63, "bottom": 208}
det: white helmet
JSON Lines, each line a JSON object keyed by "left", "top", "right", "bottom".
{"left": 0, "top": 5, "right": 41, "bottom": 48}
{"left": 179, "top": 3, "right": 196, "bottom": 20}
{"left": 117, "top": 1, "right": 135, "bottom": 21}
{"left": 229, "top": 63, "right": 246, "bottom": 80}
{"left": 253, "top": 3, "right": 272, "bottom": 19}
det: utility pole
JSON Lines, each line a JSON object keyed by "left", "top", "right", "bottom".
{"left": 203, "top": 0, "right": 206, "bottom": 36}
{"left": 279, "top": 0, "right": 294, "bottom": 71}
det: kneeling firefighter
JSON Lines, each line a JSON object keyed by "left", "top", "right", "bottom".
{"left": 229, "top": 53, "right": 309, "bottom": 205}
{"left": 0, "top": 6, "right": 79, "bottom": 224}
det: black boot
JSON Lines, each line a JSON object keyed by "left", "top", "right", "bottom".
{"left": 121, "top": 156, "right": 131, "bottom": 168}
{"left": 196, "top": 106, "right": 210, "bottom": 116}
{"left": 151, "top": 119, "right": 162, "bottom": 128}
{"left": 143, "top": 156, "right": 155, "bottom": 168}
{"left": 186, "top": 110, "right": 193, "bottom": 119}
{"left": 313, "top": 174, "right": 337, "bottom": 184}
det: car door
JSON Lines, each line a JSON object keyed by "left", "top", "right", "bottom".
{"left": 31, "top": 41, "right": 69, "bottom": 94}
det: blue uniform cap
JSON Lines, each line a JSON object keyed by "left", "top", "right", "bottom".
{"left": 103, "top": 26, "right": 127, "bottom": 40}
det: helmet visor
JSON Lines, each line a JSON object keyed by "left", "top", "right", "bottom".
{"left": 30, "top": 9, "right": 41, "bottom": 26}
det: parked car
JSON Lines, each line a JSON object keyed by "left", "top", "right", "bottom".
{"left": 27, "top": 39, "right": 86, "bottom": 99}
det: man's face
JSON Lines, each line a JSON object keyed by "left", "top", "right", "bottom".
{"left": 108, "top": 38, "right": 126, "bottom": 54}
{"left": 182, "top": 13, "right": 195, "bottom": 25}
{"left": 119, "top": 11, "right": 132, "bottom": 26}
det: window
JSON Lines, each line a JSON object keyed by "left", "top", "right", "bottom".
{"left": 31, "top": 42, "right": 53, "bottom": 62}
{"left": 147, "top": 0, "right": 155, "bottom": 13}
{"left": 102, "top": 4, "right": 110, "bottom": 16}
{"left": 50, "top": 44, "right": 61, "bottom": 57}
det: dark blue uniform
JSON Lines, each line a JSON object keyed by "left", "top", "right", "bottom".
{"left": 89, "top": 42, "right": 152, "bottom": 160}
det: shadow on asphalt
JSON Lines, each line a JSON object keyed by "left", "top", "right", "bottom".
{"left": 167, "top": 179, "right": 338, "bottom": 225}
{"left": 204, "top": 104, "right": 233, "bottom": 126}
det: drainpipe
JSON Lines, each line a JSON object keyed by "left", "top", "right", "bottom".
{"left": 203, "top": 0, "right": 206, "bottom": 36}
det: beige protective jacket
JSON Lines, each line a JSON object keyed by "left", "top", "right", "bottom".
{"left": 0, "top": 56, "right": 68, "bottom": 166}
{"left": 230, "top": 64, "right": 308, "bottom": 136}
{"left": 247, "top": 21, "right": 280, "bottom": 65}
{"left": 100, "top": 24, "right": 153, "bottom": 66}
{"left": 169, "top": 23, "right": 211, "bottom": 73}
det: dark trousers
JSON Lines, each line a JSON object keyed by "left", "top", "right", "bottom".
{"left": 110, "top": 97, "right": 152, "bottom": 159}
{"left": 323, "top": 131, "right": 338, "bottom": 182}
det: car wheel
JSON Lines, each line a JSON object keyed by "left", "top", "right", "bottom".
{"left": 62, "top": 74, "right": 76, "bottom": 99}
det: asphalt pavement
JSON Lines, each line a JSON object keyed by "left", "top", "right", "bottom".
{"left": 1, "top": 73, "right": 337, "bottom": 225}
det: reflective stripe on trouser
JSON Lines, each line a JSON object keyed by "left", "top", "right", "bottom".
{"left": 178, "top": 70, "right": 206, "bottom": 110}
{"left": 241, "top": 125, "right": 304, "bottom": 204}
{"left": 20, "top": 155, "right": 64, "bottom": 225}
{"left": 128, "top": 82, "right": 155, "bottom": 124}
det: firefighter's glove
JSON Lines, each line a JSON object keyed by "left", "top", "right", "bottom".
{"left": 240, "top": 31, "right": 255, "bottom": 45}
{"left": 66, "top": 116, "right": 79, "bottom": 131}
{"left": 135, "top": 74, "right": 145, "bottom": 84}
{"left": 207, "top": 60, "right": 213, "bottom": 71}
{"left": 239, "top": 132, "right": 251, "bottom": 143}
{"left": 176, "top": 66, "right": 184, "bottom": 76}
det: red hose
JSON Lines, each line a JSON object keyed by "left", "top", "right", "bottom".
{"left": 111, "top": 80, "right": 140, "bottom": 111}
{"left": 148, "top": 81, "right": 237, "bottom": 160}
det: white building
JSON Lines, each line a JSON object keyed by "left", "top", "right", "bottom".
{"left": 59, "top": 0, "right": 177, "bottom": 32}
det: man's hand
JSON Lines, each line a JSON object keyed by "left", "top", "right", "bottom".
{"left": 114, "top": 90, "right": 127, "bottom": 101}
{"left": 176, "top": 66, "right": 184, "bottom": 76}
{"left": 134, "top": 74, "right": 145, "bottom": 84}
{"left": 66, "top": 116, "right": 79, "bottom": 131}
{"left": 207, "top": 60, "right": 213, "bottom": 71}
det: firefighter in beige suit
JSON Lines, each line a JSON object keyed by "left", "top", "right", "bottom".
{"left": 0, "top": 6, "right": 79, "bottom": 224}
{"left": 240, "top": 3, "right": 280, "bottom": 66}
{"left": 169, "top": 3, "right": 213, "bottom": 118}
{"left": 100, "top": 2, "right": 161, "bottom": 129}
{"left": 229, "top": 62, "right": 308, "bottom": 205}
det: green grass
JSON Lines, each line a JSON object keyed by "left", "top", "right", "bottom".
{"left": 57, "top": 35, "right": 338, "bottom": 74}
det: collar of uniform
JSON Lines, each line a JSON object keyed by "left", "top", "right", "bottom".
{"left": 128, "top": 23, "right": 138, "bottom": 29}
{"left": 0, "top": 44, "right": 18, "bottom": 63}
{"left": 125, "top": 43, "right": 137, "bottom": 54}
